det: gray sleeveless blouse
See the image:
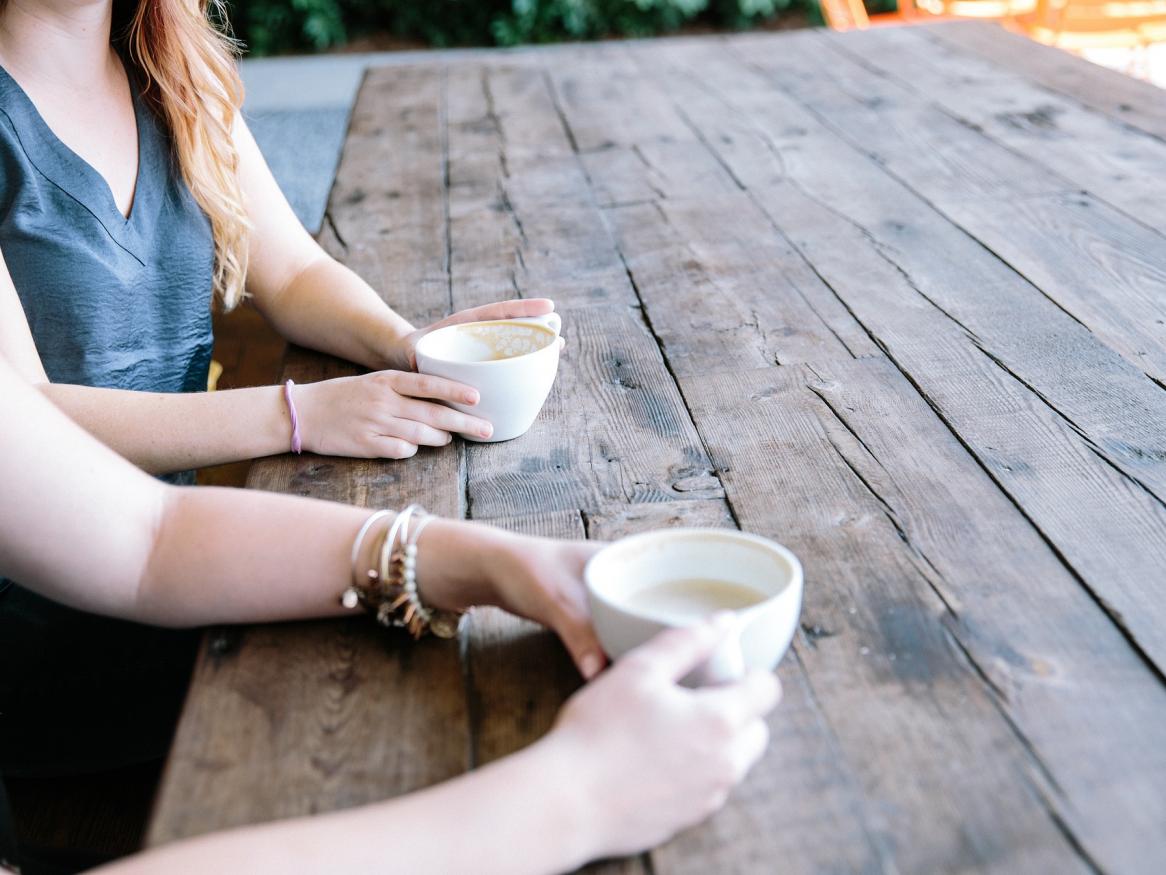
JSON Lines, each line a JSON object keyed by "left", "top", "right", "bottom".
{"left": 0, "top": 63, "right": 209, "bottom": 789}
{"left": 0, "top": 63, "right": 214, "bottom": 396}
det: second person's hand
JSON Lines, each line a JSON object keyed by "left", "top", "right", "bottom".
{"left": 383, "top": 298, "right": 557, "bottom": 371}
{"left": 293, "top": 371, "right": 494, "bottom": 459}
{"left": 539, "top": 617, "right": 782, "bottom": 865}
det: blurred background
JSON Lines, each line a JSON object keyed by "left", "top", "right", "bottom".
{"left": 225, "top": 0, "right": 837, "bottom": 55}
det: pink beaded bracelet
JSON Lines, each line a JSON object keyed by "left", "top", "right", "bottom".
{"left": 283, "top": 379, "right": 303, "bottom": 454}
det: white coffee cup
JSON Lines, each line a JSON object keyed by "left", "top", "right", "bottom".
{"left": 585, "top": 528, "right": 803, "bottom": 686}
{"left": 414, "top": 313, "right": 562, "bottom": 443}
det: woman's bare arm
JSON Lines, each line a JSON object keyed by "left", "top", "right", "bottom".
{"left": 235, "top": 115, "right": 556, "bottom": 372}
{"left": 0, "top": 248, "right": 493, "bottom": 472}
{"left": 0, "top": 358, "right": 777, "bottom": 875}
{"left": 0, "top": 358, "right": 509, "bottom": 626}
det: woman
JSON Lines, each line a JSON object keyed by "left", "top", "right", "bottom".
{"left": 0, "top": 0, "right": 551, "bottom": 774}
{"left": 0, "top": 0, "right": 539, "bottom": 469}
{"left": 0, "top": 359, "right": 780, "bottom": 874}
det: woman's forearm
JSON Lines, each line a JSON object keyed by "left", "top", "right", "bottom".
{"left": 139, "top": 486, "right": 500, "bottom": 627}
{"left": 89, "top": 734, "right": 593, "bottom": 875}
{"left": 256, "top": 255, "right": 414, "bottom": 371}
{"left": 39, "top": 381, "right": 294, "bottom": 474}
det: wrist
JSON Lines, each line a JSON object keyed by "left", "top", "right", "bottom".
{"left": 415, "top": 519, "right": 509, "bottom": 611}
{"left": 266, "top": 383, "right": 299, "bottom": 455}
{"left": 361, "top": 318, "right": 416, "bottom": 372}
{"left": 285, "top": 380, "right": 318, "bottom": 454}
{"left": 521, "top": 731, "right": 604, "bottom": 869}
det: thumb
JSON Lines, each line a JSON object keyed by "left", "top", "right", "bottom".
{"left": 626, "top": 613, "right": 737, "bottom": 683}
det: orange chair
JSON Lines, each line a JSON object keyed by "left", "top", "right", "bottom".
{"left": 1015, "top": 0, "right": 1166, "bottom": 48}
{"left": 819, "top": 0, "right": 1036, "bottom": 31}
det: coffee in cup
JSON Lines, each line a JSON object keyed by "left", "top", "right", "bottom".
{"left": 414, "top": 313, "right": 562, "bottom": 442}
{"left": 585, "top": 528, "right": 803, "bottom": 685}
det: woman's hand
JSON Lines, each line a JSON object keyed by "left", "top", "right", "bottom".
{"left": 541, "top": 618, "right": 782, "bottom": 862}
{"left": 416, "top": 523, "right": 605, "bottom": 679}
{"left": 383, "top": 298, "right": 556, "bottom": 371}
{"left": 480, "top": 532, "right": 606, "bottom": 679}
{"left": 293, "top": 371, "right": 494, "bottom": 459}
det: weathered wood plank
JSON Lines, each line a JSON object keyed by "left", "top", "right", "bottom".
{"left": 806, "top": 357, "right": 1166, "bottom": 873}
{"left": 584, "top": 498, "right": 736, "bottom": 540}
{"left": 927, "top": 21, "right": 1166, "bottom": 143}
{"left": 463, "top": 302, "right": 725, "bottom": 518}
{"left": 628, "top": 40, "right": 1166, "bottom": 868}
{"left": 445, "top": 63, "right": 634, "bottom": 310}
{"left": 464, "top": 509, "right": 587, "bottom": 769}
{"left": 662, "top": 38, "right": 1166, "bottom": 673}
{"left": 325, "top": 65, "right": 452, "bottom": 326}
{"left": 441, "top": 59, "right": 728, "bottom": 519}
{"left": 580, "top": 140, "right": 740, "bottom": 208}
{"left": 543, "top": 44, "right": 694, "bottom": 152}
{"left": 607, "top": 194, "right": 880, "bottom": 375}
{"left": 544, "top": 40, "right": 880, "bottom": 376}
{"left": 679, "top": 364, "right": 1092, "bottom": 874}
{"left": 765, "top": 173, "right": 1166, "bottom": 682}
{"left": 834, "top": 27, "right": 1166, "bottom": 233}
{"left": 634, "top": 38, "right": 1166, "bottom": 510}
{"left": 148, "top": 620, "right": 467, "bottom": 844}
{"left": 732, "top": 31, "right": 1166, "bottom": 386}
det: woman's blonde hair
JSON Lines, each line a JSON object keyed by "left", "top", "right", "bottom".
{"left": 118, "top": 0, "right": 249, "bottom": 310}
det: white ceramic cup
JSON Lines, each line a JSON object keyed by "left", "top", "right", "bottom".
{"left": 414, "top": 313, "right": 562, "bottom": 443}
{"left": 585, "top": 528, "right": 803, "bottom": 686}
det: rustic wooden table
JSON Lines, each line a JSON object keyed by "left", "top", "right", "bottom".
{"left": 148, "top": 22, "right": 1166, "bottom": 873}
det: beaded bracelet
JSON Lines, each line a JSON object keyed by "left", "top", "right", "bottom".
{"left": 340, "top": 505, "right": 463, "bottom": 639}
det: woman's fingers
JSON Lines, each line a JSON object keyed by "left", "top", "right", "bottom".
{"left": 730, "top": 718, "right": 771, "bottom": 780}
{"left": 371, "top": 436, "right": 419, "bottom": 459}
{"left": 550, "top": 599, "right": 607, "bottom": 681}
{"left": 432, "top": 298, "right": 554, "bottom": 329}
{"left": 623, "top": 615, "right": 736, "bottom": 683}
{"left": 697, "top": 671, "right": 782, "bottom": 729}
{"left": 387, "top": 371, "right": 479, "bottom": 406}
{"left": 396, "top": 397, "right": 493, "bottom": 439}
{"left": 383, "top": 419, "right": 452, "bottom": 448}
{"left": 382, "top": 372, "right": 494, "bottom": 439}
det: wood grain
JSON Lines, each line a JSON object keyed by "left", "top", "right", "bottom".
{"left": 835, "top": 27, "right": 1166, "bottom": 233}
{"left": 152, "top": 27, "right": 1166, "bottom": 873}
{"left": 803, "top": 357, "right": 1166, "bottom": 873}
{"left": 679, "top": 364, "right": 1092, "bottom": 874}
{"left": 443, "top": 60, "right": 726, "bottom": 520}
{"left": 464, "top": 301, "right": 724, "bottom": 518}
{"left": 929, "top": 21, "right": 1166, "bottom": 143}
{"left": 652, "top": 36, "right": 1166, "bottom": 673}
{"left": 607, "top": 194, "right": 879, "bottom": 375}
{"left": 732, "top": 31, "right": 1166, "bottom": 386}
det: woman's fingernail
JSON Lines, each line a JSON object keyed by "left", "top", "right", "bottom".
{"left": 580, "top": 652, "right": 602, "bottom": 679}
{"left": 464, "top": 392, "right": 479, "bottom": 404}
{"left": 480, "top": 424, "right": 493, "bottom": 438}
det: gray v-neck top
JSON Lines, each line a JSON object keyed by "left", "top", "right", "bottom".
{"left": 0, "top": 61, "right": 214, "bottom": 395}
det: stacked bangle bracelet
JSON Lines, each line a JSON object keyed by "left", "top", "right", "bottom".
{"left": 341, "top": 505, "right": 463, "bottom": 639}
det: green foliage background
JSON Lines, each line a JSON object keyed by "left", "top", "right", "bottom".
{"left": 228, "top": 0, "right": 823, "bottom": 56}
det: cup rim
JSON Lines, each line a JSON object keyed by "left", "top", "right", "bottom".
{"left": 584, "top": 528, "right": 803, "bottom": 625}
{"left": 414, "top": 318, "right": 560, "bottom": 367}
